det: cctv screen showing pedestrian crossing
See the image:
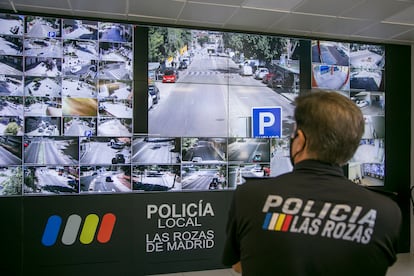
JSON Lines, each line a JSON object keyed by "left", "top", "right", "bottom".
{"left": 0, "top": 13, "right": 386, "bottom": 196}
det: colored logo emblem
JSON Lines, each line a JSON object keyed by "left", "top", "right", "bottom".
{"left": 262, "top": 212, "right": 293, "bottom": 232}
{"left": 41, "top": 213, "right": 116, "bottom": 246}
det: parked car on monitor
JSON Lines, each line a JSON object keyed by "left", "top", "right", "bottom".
{"left": 254, "top": 67, "right": 269, "bottom": 80}
{"left": 148, "top": 84, "right": 160, "bottom": 104}
{"left": 262, "top": 72, "right": 275, "bottom": 84}
{"left": 240, "top": 65, "right": 253, "bottom": 76}
{"left": 148, "top": 91, "right": 154, "bottom": 110}
{"left": 355, "top": 99, "right": 368, "bottom": 108}
{"left": 270, "top": 73, "right": 284, "bottom": 89}
{"left": 111, "top": 141, "right": 125, "bottom": 149}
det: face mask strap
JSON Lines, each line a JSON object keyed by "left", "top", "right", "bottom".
{"left": 290, "top": 129, "right": 306, "bottom": 166}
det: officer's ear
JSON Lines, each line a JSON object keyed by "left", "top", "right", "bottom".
{"left": 295, "top": 129, "right": 307, "bottom": 149}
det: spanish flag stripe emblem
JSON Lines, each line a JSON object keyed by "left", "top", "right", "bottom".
{"left": 269, "top": 213, "right": 279, "bottom": 230}
{"left": 262, "top": 213, "right": 272, "bottom": 229}
{"left": 275, "top": 213, "right": 286, "bottom": 231}
{"left": 281, "top": 215, "right": 293, "bottom": 232}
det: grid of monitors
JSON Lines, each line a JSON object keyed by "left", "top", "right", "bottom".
{"left": 0, "top": 14, "right": 386, "bottom": 196}
{"left": 311, "top": 40, "right": 385, "bottom": 186}
{"left": 0, "top": 13, "right": 134, "bottom": 196}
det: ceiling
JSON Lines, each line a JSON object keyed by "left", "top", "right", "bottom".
{"left": 1, "top": 0, "right": 414, "bottom": 44}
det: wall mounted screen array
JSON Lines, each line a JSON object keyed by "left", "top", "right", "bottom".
{"left": 0, "top": 14, "right": 385, "bottom": 196}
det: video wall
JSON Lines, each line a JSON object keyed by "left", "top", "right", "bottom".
{"left": 0, "top": 13, "right": 386, "bottom": 196}
{"left": 311, "top": 41, "right": 385, "bottom": 186}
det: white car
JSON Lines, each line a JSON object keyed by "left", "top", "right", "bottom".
{"left": 356, "top": 100, "right": 368, "bottom": 108}
{"left": 148, "top": 92, "right": 154, "bottom": 110}
{"left": 255, "top": 68, "right": 269, "bottom": 79}
{"left": 240, "top": 65, "right": 253, "bottom": 76}
{"left": 70, "top": 65, "right": 82, "bottom": 74}
{"left": 192, "top": 156, "right": 203, "bottom": 162}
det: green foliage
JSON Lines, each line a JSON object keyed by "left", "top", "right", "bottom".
{"left": 222, "top": 32, "right": 294, "bottom": 63}
{"left": 148, "top": 26, "right": 300, "bottom": 67}
{"left": 4, "top": 122, "right": 19, "bottom": 135}
{"left": 1, "top": 167, "right": 22, "bottom": 195}
{"left": 197, "top": 36, "right": 209, "bottom": 47}
{"left": 148, "top": 27, "right": 192, "bottom": 63}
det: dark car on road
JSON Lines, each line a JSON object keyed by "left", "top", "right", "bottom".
{"left": 178, "top": 61, "right": 188, "bottom": 70}
{"left": 270, "top": 73, "right": 284, "bottom": 89}
{"left": 112, "top": 153, "right": 125, "bottom": 164}
{"left": 262, "top": 72, "right": 275, "bottom": 85}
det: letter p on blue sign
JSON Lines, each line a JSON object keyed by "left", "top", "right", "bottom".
{"left": 252, "top": 107, "right": 282, "bottom": 138}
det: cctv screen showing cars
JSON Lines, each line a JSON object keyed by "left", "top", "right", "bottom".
{"left": 0, "top": 13, "right": 385, "bottom": 196}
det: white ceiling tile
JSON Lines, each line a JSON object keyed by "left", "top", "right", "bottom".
{"left": 70, "top": 0, "right": 127, "bottom": 14}
{"left": 128, "top": 15, "right": 178, "bottom": 26}
{"left": 176, "top": 19, "right": 225, "bottom": 29}
{"left": 340, "top": 0, "right": 413, "bottom": 20}
{"left": 355, "top": 22, "right": 413, "bottom": 39}
{"left": 294, "top": 0, "right": 363, "bottom": 16}
{"left": 270, "top": 13, "right": 333, "bottom": 32}
{"left": 188, "top": 0, "right": 244, "bottom": 5}
{"left": 13, "top": 7, "right": 72, "bottom": 17}
{"left": 391, "top": 29, "right": 414, "bottom": 42}
{"left": 13, "top": 0, "right": 71, "bottom": 9}
{"left": 242, "top": 0, "right": 304, "bottom": 11}
{"left": 0, "top": 0, "right": 413, "bottom": 44}
{"left": 0, "top": 3, "right": 13, "bottom": 11}
{"left": 316, "top": 17, "right": 375, "bottom": 36}
{"left": 226, "top": 7, "right": 285, "bottom": 29}
{"left": 180, "top": 2, "right": 237, "bottom": 24}
{"left": 70, "top": 10, "right": 128, "bottom": 21}
{"left": 128, "top": 0, "right": 184, "bottom": 19}
{"left": 384, "top": 5, "right": 414, "bottom": 25}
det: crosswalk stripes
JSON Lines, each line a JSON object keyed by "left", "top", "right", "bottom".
{"left": 183, "top": 71, "right": 239, "bottom": 78}
{"left": 185, "top": 71, "right": 232, "bottom": 76}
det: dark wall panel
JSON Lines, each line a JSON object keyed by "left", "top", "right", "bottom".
{"left": 384, "top": 44, "right": 411, "bottom": 252}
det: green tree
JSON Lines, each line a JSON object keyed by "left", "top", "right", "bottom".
{"left": 197, "top": 36, "right": 209, "bottom": 47}
{"left": 222, "top": 32, "right": 299, "bottom": 65}
{"left": 148, "top": 27, "right": 192, "bottom": 63}
{"left": 2, "top": 167, "right": 22, "bottom": 195}
{"left": 4, "top": 122, "right": 19, "bottom": 135}
{"left": 148, "top": 27, "right": 165, "bottom": 63}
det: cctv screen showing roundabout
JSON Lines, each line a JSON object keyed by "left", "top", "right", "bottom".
{"left": 0, "top": 14, "right": 385, "bottom": 196}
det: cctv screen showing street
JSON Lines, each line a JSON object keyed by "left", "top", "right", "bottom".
{"left": 311, "top": 40, "right": 385, "bottom": 186}
{"left": 0, "top": 13, "right": 386, "bottom": 196}
{"left": 148, "top": 27, "right": 302, "bottom": 138}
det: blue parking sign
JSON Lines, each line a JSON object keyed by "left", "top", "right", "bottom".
{"left": 84, "top": 130, "right": 92, "bottom": 137}
{"left": 252, "top": 107, "right": 282, "bottom": 138}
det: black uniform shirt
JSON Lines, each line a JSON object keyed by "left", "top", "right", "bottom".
{"left": 222, "top": 159, "right": 401, "bottom": 276}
